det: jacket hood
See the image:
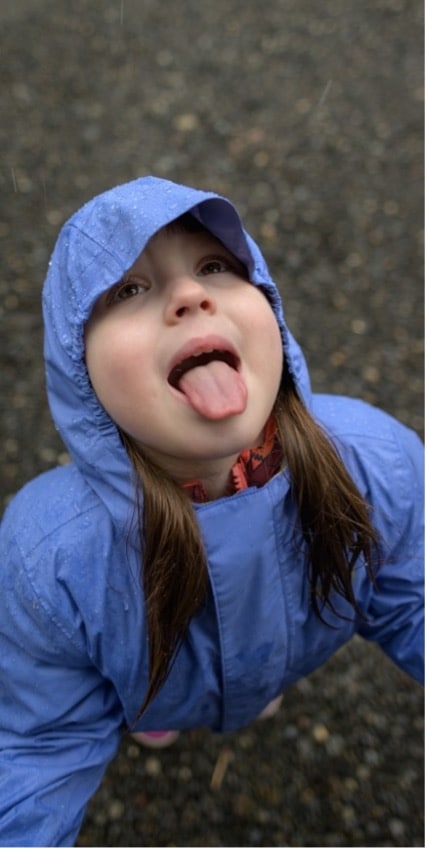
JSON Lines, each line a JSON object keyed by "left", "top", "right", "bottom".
{"left": 42, "top": 176, "right": 311, "bottom": 527}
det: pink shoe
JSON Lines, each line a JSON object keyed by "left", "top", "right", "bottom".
{"left": 131, "top": 730, "right": 180, "bottom": 748}
{"left": 257, "top": 695, "right": 283, "bottom": 720}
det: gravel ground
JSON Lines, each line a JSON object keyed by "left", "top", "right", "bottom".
{"left": 0, "top": 0, "right": 424, "bottom": 846}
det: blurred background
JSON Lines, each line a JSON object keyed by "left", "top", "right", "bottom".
{"left": 0, "top": 0, "right": 423, "bottom": 846}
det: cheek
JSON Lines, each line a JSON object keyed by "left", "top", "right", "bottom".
{"left": 273, "top": 323, "right": 284, "bottom": 371}
{"left": 85, "top": 325, "right": 139, "bottom": 409}
{"left": 265, "top": 324, "right": 284, "bottom": 398}
{"left": 254, "top": 296, "right": 284, "bottom": 372}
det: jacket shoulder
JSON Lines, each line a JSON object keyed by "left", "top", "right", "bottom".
{"left": 311, "top": 397, "right": 424, "bottom": 685}
{"left": 312, "top": 393, "right": 419, "bottom": 440}
{"left": 312, "top": 393, "right": 424, "bottom": 549}
{"left": 312, "top": 394, "right": 423, "bottom": 472}
{"left": 0, "top": 464, "right": 136, "bottom": 667}
{"left": 0, "top": 465, "right": 120, "bottom": 649}
{"left": 1, "top": 464, "right": 107, "bottom": 555}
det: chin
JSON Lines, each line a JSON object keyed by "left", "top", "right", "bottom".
{"left": 195, "top": 421, "right": 265, "bottom": 459}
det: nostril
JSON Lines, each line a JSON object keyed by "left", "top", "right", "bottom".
{"left": 175, "top": 299, "right": 211, "bottom": 317}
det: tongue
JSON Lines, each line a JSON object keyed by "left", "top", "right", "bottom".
{"left": 179, "top": 360, "right": 248, "bottom": 420}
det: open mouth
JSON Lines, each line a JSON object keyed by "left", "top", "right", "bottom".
{"left": 166, "top": 338, "right": 246, "bottom": 419}
{"left": 168, "top": 348, "right": 240, "bottom": 390}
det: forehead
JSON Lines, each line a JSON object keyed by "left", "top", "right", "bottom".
{"left": 149, "top": 221, "right": 231, "bottom": 250}
{"left": 129, "top": 222, "right": 242, "bottom": 271}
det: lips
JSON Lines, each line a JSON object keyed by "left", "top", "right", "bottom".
{"left": 167, "top": 336, "right": 241, "bottom": 390}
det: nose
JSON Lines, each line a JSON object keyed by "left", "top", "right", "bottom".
{"left": 164, "top": 275, "right": 216, "bottom": 324}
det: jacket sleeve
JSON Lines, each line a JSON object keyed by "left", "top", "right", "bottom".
{"left": 0, "top": 530, "right": 124, "bottom": 847}
{"left": 356, "top": 420, "right": 424, "bottom": 683}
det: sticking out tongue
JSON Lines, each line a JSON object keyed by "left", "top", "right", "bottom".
{"left": 179, "top": 360, "right": 248, "bottom": 420}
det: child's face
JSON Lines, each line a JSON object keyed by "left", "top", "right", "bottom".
{"left": 85, "top": 225, "right": 283, "bottom": 496}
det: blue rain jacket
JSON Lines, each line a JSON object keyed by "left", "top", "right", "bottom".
{"left": 0, "top": 177, "right": 424, "bottom": 846}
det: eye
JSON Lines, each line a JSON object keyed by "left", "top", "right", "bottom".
{"left": 106, "top": 277, "right": 149, "bottom": 305}
{"left": 198, "top": 256, "right": 233, "bottom": 276}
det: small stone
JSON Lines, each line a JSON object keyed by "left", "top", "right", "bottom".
{"left": 351, "top": 318, "right": 367, "bottom": 335}
{"left": 108, "top": 799, "right": 125, "bottom": 820}
{"left": 383, "top": 199, "right": 399, "bottom": 216}
{"left": 145, "top": 756, "right": 162, "bottom": 777}
{"left": 178, "top": 765, "right": 192, "bottom": 781}
{"left": 126, "top": 744, "right": 140, "bottom": 759}
{"left": 173, "top": 113, "right": 199, "bottom": 132}
{"left": 346, "top": 252, "right": 363, "bottom": 268}
{"left": 363, "top": 365, "right": 380, "bottom": 383}
{"left": 57, "top": 452, "right": 71, "bottom": 465}
{"left": 312, "top": 723, "right": 330, "bottom": 743}
{"left": 389, "top": 818, "right": 405, "bottom": 838}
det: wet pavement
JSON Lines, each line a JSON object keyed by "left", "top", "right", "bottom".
{"left": 0, "top": 0, "right": 423, "bottom": 846}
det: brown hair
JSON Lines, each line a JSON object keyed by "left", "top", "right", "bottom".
{"left": 123, "top": 371, "right": 379, "bottom": 720}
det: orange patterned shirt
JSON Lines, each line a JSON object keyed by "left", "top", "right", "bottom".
{"left": 182, "top": 416, "right": 283, "bottom": 503}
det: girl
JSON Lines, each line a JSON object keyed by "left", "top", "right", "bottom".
{"left": 0, "top": 176, "right": 423, "bottom": 847}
